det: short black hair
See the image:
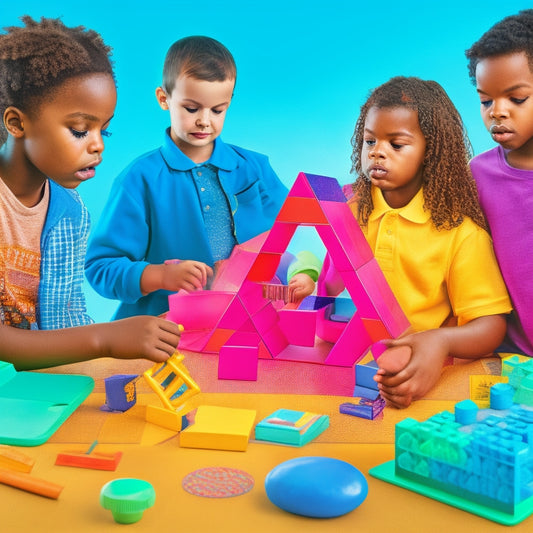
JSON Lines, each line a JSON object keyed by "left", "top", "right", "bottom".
{"left": 465, "top": 9, "right": 533, "bottom": 84}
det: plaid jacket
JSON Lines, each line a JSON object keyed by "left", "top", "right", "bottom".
{"left": 37, "top": 180, "right": 93, "bottom": 329}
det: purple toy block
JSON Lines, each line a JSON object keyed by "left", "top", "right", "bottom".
{"left": 103, "top": 374, "right": 138, "bottom": 412}
{"left": 305, "top": 173, "right": 348, "bottom": 202}
{"left": 278, "top": 309, "right": 317, "bottom": 347}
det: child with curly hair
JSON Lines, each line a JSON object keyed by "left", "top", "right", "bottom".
{"left": 0, "top": 16, "right": 182, "bottom": 369}
{"left": 466, "top": 9, "right": 533, "bottom": 357}
{"left": 319, "top": 76, "right": 512, "bottom": 408}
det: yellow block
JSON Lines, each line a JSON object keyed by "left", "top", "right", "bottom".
{"left": 179, "top": 405, "right": 256, "bottom": 451}
{"left": 146, "top": 405, "right": 185, "bottom": 432}
{"left": 0, "top": 445, "right": 35, "bottom": 473}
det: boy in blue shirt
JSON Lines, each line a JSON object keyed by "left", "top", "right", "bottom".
{"left": 86, "top": 36, "right": 295, "bottom": 319}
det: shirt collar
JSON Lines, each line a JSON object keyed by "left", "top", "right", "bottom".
{"left": 160, "top": 128, "right": 239, "bottom": 171}
{"left": 369, "top": 186, "right": 431, "bottom": 224}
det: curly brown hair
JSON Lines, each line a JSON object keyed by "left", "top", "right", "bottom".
{"left": 350, "top": 76, "right": 487, "bottom": 231}
{"left": 0, "top": 15, "right": 114, "bottom": 145}
{"left": 465, "top": 9, "right": 533, "bottom": 84}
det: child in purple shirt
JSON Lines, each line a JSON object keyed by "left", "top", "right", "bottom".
{"left": 466, "top": 9, "right": 533, "bottom": 355}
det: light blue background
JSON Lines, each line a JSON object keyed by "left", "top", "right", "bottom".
{"left": 2, "top": 1, "right": 531, "bottom": 322}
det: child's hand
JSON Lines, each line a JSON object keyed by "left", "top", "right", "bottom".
{"left": 288, "top": 273, "right": 315, "bottom": 302}
{"left": 140, "top": 260, "right": 213, "bottom": 294}
{"left": 162, "top": 260, "right": 213, "bottom": 292}
{"left": 101, "top": 316, "right": 183, "bottom": 363}
{"left": 374, "top": 330, "right": 450, "bottom": 408}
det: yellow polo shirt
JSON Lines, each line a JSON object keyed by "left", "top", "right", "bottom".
{"left": 353, "top": 187, "right": 512, "bottom": 331}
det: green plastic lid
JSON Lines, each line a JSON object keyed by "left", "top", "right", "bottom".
{"left": 100, "top": 478, "right": 155, "bottom": 524}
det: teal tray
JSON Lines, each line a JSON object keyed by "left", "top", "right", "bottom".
{"left": 0, "top": 361, "right": 94, "bottom": 446}
{"left": 370, "top": 460, "right": 533, "bottom": 526}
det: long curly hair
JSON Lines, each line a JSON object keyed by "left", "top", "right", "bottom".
{"left": 0, "top": 15, "right": 114, "bottom": 146}
{"left": 350, "top": 76, "right": 487, "bottom": 231}
{"left": 466, "top": 9, "right": 533, "bottom": 84}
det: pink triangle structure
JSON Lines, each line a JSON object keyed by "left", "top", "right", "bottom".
{"left": 167, "top": 172, "right": 410, "bottom": 393}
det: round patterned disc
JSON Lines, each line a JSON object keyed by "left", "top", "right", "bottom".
{"left": 182, "top": 467, "right": 254, "bottom": 498}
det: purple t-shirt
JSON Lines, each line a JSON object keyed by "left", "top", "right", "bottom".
{"left": 470, "top": 146, "right": 533, "bottom": 355}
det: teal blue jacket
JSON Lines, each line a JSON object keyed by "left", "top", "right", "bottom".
{"left": 85, "top": 131, "right": 288, "bottom": 319}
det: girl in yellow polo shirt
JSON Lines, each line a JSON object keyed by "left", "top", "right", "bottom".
{"left": 321, "top": 76, "right": 512, "bottom": 408}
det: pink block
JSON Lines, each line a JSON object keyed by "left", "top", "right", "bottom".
{"left": 237, "top": 281, "right": 268, "bottom": 315}
{"left": 277, "top": 309, "right": 317, "bottom": 347}
{"left": 315, "top": 306, "right": 347, "bottom": 343}
{"left": 260, "top": 223, "right": 298, "bottom": 254}
{"left": 320, "top": 201, "right": 374, "bottom": 270}
{"left": 287, "top": 172, "right": 317, "bottom": 198}
{"left": 324, "top": 312, "right": 373, "bottom": 366}
{"left": 218, "top": 342, "right": 258, "bottom": 381}
{"left": 356, "top": 259, "right": 410, "bottom": 337}
{"left": 217, "top": 296, "right": 251, "bottom": 330}
{"left": 167, "top": 290, "right": 233, "bottom": 329}
{"left": 261, "top": 324, "right": 289, "bottom": 358}
{"left": 316, "top": 225, "right": 361, "bottom": 273}
{"left": 338, "top": 270, "right": 380, "bottom": 320}
{"left": 251, "top": 301, "right": 279, "bottom": 332}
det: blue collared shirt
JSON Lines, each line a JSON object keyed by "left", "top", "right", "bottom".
{"left": 86, "top": 131, "right": 288, "bottom": 318}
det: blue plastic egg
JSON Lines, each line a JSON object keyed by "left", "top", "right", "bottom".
{"left": 264, "top": 456, "right": 368, "bottom": 518}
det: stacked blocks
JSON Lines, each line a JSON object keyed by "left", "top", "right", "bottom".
{"left": 167, "top": 172, "right": 410, "bottom": 391}
{"left": 371, "top": 379, "right": 533, "bottom": 524}
{"left": 340, "top": 359, "right": 385, "bottom": 420}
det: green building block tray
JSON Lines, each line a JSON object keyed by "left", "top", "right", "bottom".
{"left": 370, "top": 460, "right": 533, "bottom": 526}
{"left": 0, "top": 361, "right": 94, "bottom": 446}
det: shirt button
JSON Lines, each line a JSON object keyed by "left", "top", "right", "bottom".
{"left": 201, "top": 187, "right": 206, "bottom": 192}
{"left": 386, "top": 229, "right": 393, "bottom": 235}
{"left": 205, "top": 205, "right": 210, "bottom": 211}
{"left": 197, "top": 171, "right": 202, "bottom": 177}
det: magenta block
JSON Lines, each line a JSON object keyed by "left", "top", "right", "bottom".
{"left": 356, "top": 259, "right": 410, "bottom": 337}
{"left": 324, "top": 312, "right": 373, "bottom": 366}
{"left": 278, "top": 309, "right": 317, "bottom": 347}
{"left": 217, "top": 296, "right": 252, "bottom": 330}
{"left": 287, "top": 172, "right": 316, "bottom": 198}
{"left": 320, "top": 201, "right": 374, "bottom": 270}
{"left": 218, "top": 343, "right": 258, "bottom": 381}
{"left": 338, "top": 270, "right": 380, "bottom": 321}
{"left": 261, "top": 223, "right": 298, "bottom": 254}
{"left": 261, "top": 324, "right": 289, "bottom": 358}
{"left": 167, "top": 290, "right": 233, "bottom": 329}
{"left": 252, "top": 301, "right": 280, "bottom": 332}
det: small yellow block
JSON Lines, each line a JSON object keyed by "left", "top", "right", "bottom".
{"left": 0, "top": 445, "right": 35, "bottom": 473}
{"left": 179, "top": 405, "right": 256, "bottom": 452}
{"left": 145, "top": 405, "right": 185, "bottom": 432}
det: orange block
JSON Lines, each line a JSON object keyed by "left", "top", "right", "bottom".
{"left": 275, "top": 197, "right": 329, "bottom": 225}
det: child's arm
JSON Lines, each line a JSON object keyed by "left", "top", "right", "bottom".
{"left": 0, "top": 316, "right": 182, "bottom": 371}
{"left": 140, "top": 260, "right": 213, "bottom": 295}
{"left": 374, "top": 314, "right": 507, "bottom": 408}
